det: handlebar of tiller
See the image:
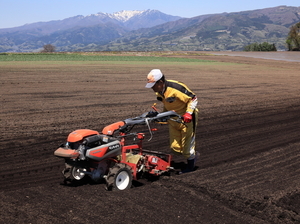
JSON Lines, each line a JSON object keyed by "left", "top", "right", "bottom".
{"left": 117, "top": 111, "right": 184, "bottom": 134}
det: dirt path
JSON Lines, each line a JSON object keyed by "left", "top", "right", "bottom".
{"left": 0, "top": 54, "right": 299, "bottom": 223}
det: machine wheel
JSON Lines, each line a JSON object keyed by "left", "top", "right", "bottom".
{"left": 71, "top": 166, "right": 87, "bottom": 180}
{"left": 106, "top": 163, "right": 132, "bottom": 191}
{"left": 62, "top": 163, "right": 87, "bottom": 182}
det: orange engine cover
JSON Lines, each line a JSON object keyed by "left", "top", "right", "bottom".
{"left": 54, "top": 147, "right": 79, "bottom": 159}
{"left": 67, "top": 129, "right": 100, "bottom": 143}
{"left": 102, "top": 121, "right": 125, "bottom": 135}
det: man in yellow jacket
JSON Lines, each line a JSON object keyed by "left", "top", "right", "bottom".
{"left": 145, "top": 69, "right": 199, "bottom": 174}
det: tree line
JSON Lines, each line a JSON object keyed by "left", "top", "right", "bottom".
{"left": 244, "top": 21, "right": 299, "bottom": 51}
{"left": 286, "top": 22, "right": 300, "bottom": 51}
{"left": 244, "top": 42, "right": 277, "bottom": 51}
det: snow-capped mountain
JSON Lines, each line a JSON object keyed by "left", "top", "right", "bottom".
{"left": 83, "top": 9, "right": 181, "bottom": 29}
{"left": 0, "top": 10, "right": 181, "bottom": 35}
{"left": 105, "top": 10, "right": 146, "bottom": 22}
{"left": 0, "top": 6, "right": 298, "bottom": 52}
{"left": 0, "top": 9, "right": 182, "bottom": 52}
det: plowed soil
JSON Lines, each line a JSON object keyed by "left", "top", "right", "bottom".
{"left": 1, "top": 53, "right": 300, "bottom": 223}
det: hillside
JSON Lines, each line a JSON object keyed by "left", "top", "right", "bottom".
{"left": 0, "top": 6, "right": 299, "bottom": 52}
{"left": 101, "top": 6, "right": 300, "bottom": 51}
{"left": 0, "top": 10, "right": 181, "bottom": 52}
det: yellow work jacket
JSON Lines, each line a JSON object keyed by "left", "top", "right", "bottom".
{"left": 156, "top": 80, "right": 197, "bottom": 115}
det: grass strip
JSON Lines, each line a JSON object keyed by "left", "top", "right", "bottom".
{"left": 0, "top": 53, "right": 214, "bottom": 63}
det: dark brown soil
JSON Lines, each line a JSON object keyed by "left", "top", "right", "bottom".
{"left": 1, "top": 53, "right": 299, "bottom": 223}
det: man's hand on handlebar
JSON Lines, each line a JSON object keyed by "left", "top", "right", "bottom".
{"left": 146, "top": 111, "right": 159, "bottom": 118}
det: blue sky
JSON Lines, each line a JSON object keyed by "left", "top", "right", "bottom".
{"left": 1, "top": 0, "right": 299, "bottom": 29}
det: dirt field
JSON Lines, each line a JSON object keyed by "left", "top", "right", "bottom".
{"left": 1, "top": 53, "right": 300, "bottom": 223}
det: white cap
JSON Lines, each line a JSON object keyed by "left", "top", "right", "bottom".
{"left": 145, "top": 69, "right": 163, "bottom": 88}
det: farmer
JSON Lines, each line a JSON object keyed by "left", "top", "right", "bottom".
{"left": 145, "top": 69, "right": 199, "bottom": 173}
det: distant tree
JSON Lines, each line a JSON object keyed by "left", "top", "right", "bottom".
{"left": 286, "top": 22, "right": 300, "bottom": 51}
{"left": 244, "top": 42, "right": 276, "bottom": 51}
{"left": 41, "top": 44, "right": 56, "bottom": 52}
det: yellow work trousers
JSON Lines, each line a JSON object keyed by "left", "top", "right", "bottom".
{"left": 168, "top": 110, "right": 198, "bottom": 159}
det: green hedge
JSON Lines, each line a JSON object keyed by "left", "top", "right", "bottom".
{"left": 244, "top": 42, "right": 277, "bottom": 51}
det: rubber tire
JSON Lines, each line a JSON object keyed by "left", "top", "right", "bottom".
{"left": 106, "top": 163, "right": 132, "bottom": 191}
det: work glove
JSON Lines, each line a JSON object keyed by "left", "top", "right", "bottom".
{"left": 146, "top": 111, "right": 159, "bottom": 118}
{"left": 182, "top": 112, "right": 192, "bottom": 123}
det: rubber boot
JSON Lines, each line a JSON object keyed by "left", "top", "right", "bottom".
{"left": 179, "top": 152, "right": 199, "bottom": 174}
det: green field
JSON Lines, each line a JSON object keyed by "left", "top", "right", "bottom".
{"left": 0, "top": 52, "right": 215, "bottom": 63}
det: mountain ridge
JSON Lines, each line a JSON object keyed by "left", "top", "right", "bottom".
{"left": 0, "top": 10, "right": 181, "bottom": 34}
{"left": 0, "top": 6, "right": 299, "bottom": 52}
{"left": 104, "top": 10, "right": 147, "bottom": 22}
{"left": 103, "top": 6, "right": 299, "bottom": 51}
